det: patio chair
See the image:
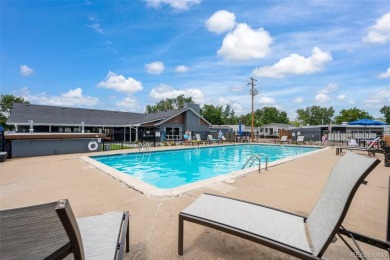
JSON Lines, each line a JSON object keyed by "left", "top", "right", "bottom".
{"left": 207, "top": 135, "right": 217, "bottom": 144}
{"left": 178, "top": 152, "right": 380, "bottom": 258}
{"left": 275, "top": 135, "right": 289, "bottom": 144}
{"left": 347, "top": 138, "right": 358, "bottom": 146}
{"left": 0, "top": 199, "right": 129, "bottom": 260}
{"left": 192, "top": 134, "right": 205, "bottom": 145}
{"left": 297, "top": 136, "right": 305, "bottom": 145}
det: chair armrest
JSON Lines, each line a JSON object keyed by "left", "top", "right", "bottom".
{"left": 56, "top": 199, "right": 85, "bottom": 260}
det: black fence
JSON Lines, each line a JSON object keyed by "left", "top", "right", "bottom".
{"left": 100, "top": 129, "right": 282, "bottom": 151}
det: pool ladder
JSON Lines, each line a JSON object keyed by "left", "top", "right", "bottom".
{"left": 242, "top": 153, "right": 268, "bottom": 173}
{"left": 138, "top": 141, "right": 151, "bottom": 151}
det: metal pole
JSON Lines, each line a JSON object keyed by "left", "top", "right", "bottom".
{"left": 248, "top": 77, "right": 258, "bottom": 142}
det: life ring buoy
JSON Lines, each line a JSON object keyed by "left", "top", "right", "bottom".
{"left": 88, "top": 141, "right": 98, "bottom": 151}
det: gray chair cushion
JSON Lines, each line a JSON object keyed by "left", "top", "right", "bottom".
{"left": 77, "top": 212, "right": 124, "bottom": 260}
{"left": 182, "top": 194, "right": 311, "bottom": 253}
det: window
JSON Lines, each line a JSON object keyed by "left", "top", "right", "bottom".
{"left": 165, "top": 127, "right": 181, "bottom": 140}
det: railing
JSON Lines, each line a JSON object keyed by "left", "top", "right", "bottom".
{"left": 242, "top": 153, "right": 268, "bottom": 173}
{"left": 138, "top": 141, "right": 150, "bottom": 151}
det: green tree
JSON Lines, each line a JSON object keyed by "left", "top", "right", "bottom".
{"left": 333, "top": 107, "right": 373, "bottom": 124}
{"left": 241, "top": 107, "right": 289, "bottom": 126}
{"left": 258, "top": 107, "right": 289, "bottom": 125}
{"left": 0, "top": 94, "right": 30, "bottom": 130}
{"left": 296, "top": 106, "right": 334, "bottom": 125}
{"left": 221, "top": 104, "right": 239, "bottom": 125}
{"left": 145, "top": 95, "right": 193, "bottom": 113}
{"left": 380, "top": 105, "right": 390, "bottom": 124}
{"left": 200, "top": 104, "right": 223, "bottom": 125}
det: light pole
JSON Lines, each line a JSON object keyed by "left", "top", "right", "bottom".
{"left": 248, "top": 77, "right": 258, "bottom": 142}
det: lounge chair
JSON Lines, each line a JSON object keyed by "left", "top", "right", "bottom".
{"left": 178, "top": 152, "right": 380, "bottom": 258}
{"left": 207, "top": 135, "right": 217, "bottom": 144}
{"left": 336, "top": 137, "right": 382, "bottom": 156}
{"left": 275, "top": 135, "right": 289, "bottom": 144}
{"left": 296, "top": 136, "right": 305, "bottom": 145}
{"left": 192, "top": 134, "right": 205, "bottom": 145}
{"left": 0, "top": 199, "right": 129, "bottom": 259}
{"left": 347, "top": 138, "right": 359, "bottom": 147}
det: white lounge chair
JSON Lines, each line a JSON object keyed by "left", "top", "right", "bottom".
{"left": 296, "top": 136, "right": 305, "bottom": 145}
{"left": 275, "top": 135, "right": 289, "bottom": 144}
{"left": 178, "top": 152, "right": 380, "bottom": 258}
{"left": 347, "top": 138, "right": 359, "bottom": 146}
{"left": 207, "top": 135, "right": 216, "bottom": 144}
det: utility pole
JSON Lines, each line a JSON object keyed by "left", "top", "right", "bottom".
{"left": 248, "top": 77, "right": 258, "bottom": 142}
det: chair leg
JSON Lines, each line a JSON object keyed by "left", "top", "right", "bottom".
{"left": 178, "top": 215, "right": 184, "bottom": 255}
{"left": 126, "top": 216, "right": 130, "bottom": 253}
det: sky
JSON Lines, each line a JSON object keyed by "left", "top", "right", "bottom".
{"left": 1, "top": 0, "right": 389, "bottom": 120}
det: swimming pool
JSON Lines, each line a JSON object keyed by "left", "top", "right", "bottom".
{"left": 88, "top": 144, "right": 320, "bottom": 193}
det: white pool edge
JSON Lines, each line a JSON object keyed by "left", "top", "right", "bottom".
{"left": 81, "top": 145, "right": 330, "bottom": 197}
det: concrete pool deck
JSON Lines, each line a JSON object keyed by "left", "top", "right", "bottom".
{"left": 0, "top": 145, "right": 389, "bottom": 259}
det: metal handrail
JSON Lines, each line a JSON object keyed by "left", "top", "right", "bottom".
{"left": 242, "top": 153, "right": 268, "bottom": 173}
{"left": 139, "top": 142, "right": 150, "bottom": 151}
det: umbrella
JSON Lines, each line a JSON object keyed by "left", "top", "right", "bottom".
{"left": 348, "top": 118, "right": 387, "bottom": 126}
{"left": 238, "top": 123, "right": 242, "bottom": 137}
{"left": 348, "top": 118, "right": 387, "bottom": 139}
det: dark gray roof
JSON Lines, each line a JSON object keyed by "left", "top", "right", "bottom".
{"left": 7, "top": 103, "right": 211, "bottom": 127}
{"left": 7, "top": 103, "right": 145, "bottom": 126}
{"left": 136, "top": 108, "right": 188, "bottom": 125}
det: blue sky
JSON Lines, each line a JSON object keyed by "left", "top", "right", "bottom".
{"left": 1, "top": 0, "right": 389, "bottom": 120}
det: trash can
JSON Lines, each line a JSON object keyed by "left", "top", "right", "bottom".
{"left": 104, "top": 144, "right": 111, "bottom": 151}
{"left": 384, "top": 147, "right": 390, "bottom": 167}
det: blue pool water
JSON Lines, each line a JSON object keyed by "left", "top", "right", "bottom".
{"left": 91, "top": 145, "right": 319, "bottom": 189}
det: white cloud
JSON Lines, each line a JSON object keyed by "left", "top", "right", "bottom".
{"left": 364, "top": 12, "right": 390, "bottom": 44}
{"left": 145, "top": 0, "right": 201, "bottom": 10}
{"left": 293, "top": 97, "right": 304, "bottom": 103}
{"left": 20, "top": 65, "right": 33, "bottom": 77}
{"left": 175, "top": 65, "right": 189, "bottom": 72}
{"left": 115, "top": 97, "right": 139, "bottom": 110}
{"left": 252, "top": 47, "right": 332, "bottom": 78}
{"left": 337, "top": 94, "right": 346, "bottom": 100}
{"left": 97, "top": 71, "right": 143, "bottom": 93}
{"left": 314, "top": 93, "right": 329, "bottom": 102}
{"left": 145, "top": 61, "right": 165, "bottom": 75}
{"left": 379, "top": 67, "right": 390, "bottom": 78}
{"left": 87, "top": 16, "right": 104, "bottom": 34}
{"left": 364, "top": 87, "right": 390, "bottom": 104}
{"left": 205, "top": 10, "right": 236, "bottom": 34}
{"left": 258, "top": 96, "right": 276, "bottom": 104}
{"left": 231, "top": 85, "right": 244, "bottom": 92}
{"left": 318, "top": 83, "right": 338, "bottom": 94}
{"left": 20, "top": 87, "right": 98, "bottom": 107}
{"left": 149, "top": 84, "right": 204, "bottom": 101}
{"left": 217, "top": 23, "right": 273, "bottom": 61}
